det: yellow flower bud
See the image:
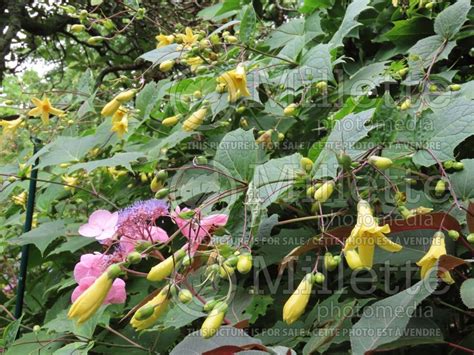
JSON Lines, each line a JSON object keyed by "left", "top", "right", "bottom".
{"left": 448, "top": 84, "right": 461, "bottom": 91}
{"left": 435, "top": 180, "right": 446, "bottom": 196}
{"left": 236, "top": 254, "right": 252, "bottom": 274}
{"left": 114, "top": 89, "right": 136, "bottom": 103}
{"left": 368, "top": 156, "right": 393, "bottom": 170}
{"left": 159, "top": 60, "right": 175, "bottom": 72}
{"left": 283, "top": 103, "right": 297, "bottom": 117}
{"left": 315, "top": 81, "right": 328, "bottom": 91}
{"left": 87, "top": 36, "right": 104, "bottom": 45}
{"left": 225, "top": 35, "right": 238, "bottom": 44}
{"left": 101, "top": 99, "right": 121, "bottom": 117}
{"left": 182, "top": 108, "right": 207, "bottom": 132}
{"left": 70, "top": 24, "right": 85, "bottom": 33}
{"left": 68, "top": 266, "right": 118, "bottom": 324}
{"left": 313, "top": 181, "right": 335, "bottom": 203}
{"left": 130, "top": 286, "right": 171, "bottom": 330}
{"left": 147, "top": 249, "right": 186, "bottom": 282}
{"left": 400, "top": 99, "right": 411, "bottom": 110}
{"left": 150, "top": 176, "right": 163, "bottom": 192}
{"left": 283, "top": 274, "right": 313, "bottom": 325}
{"left": 201, "top": 302, "right": 228, "bottom": 338}
{"left": 300, "top": 157, "right": 313, "bottom": 172}
{"left": 161, "top": 115, "right": 180, "bottom": 127}
{"left": 178, "top": 289, "right": 193, "bottom": 303}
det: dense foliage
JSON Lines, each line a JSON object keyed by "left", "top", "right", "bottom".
{"left": 1, "top": 0, "right": 474, "bottom": 354}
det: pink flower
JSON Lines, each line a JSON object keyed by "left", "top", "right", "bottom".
{"left": 172, "top": 207, "right": 228, "bottom": 254}
{"left": 172, "top": 207, "right": 228, "bottom": 239}
{"left": 119, "top": 226, "right": 169, "bottom": 253}
{"left": 78, "top": 210, "right": 118, "bottom": 241}
{"left": 72, "top": 253, "right": 126, "bottom": 305}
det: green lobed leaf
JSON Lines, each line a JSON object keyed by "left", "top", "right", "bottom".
{"left": 350, "top": 271, "right": 439, "bottom": 355}
{"left": 313, "top": 108, "right": 375, "bottom": 178}
{"left": 239, "top": 5, "right": 257, "bottom": 44}
{"left": 329, "top": 0, "right": 371, "bottom": 49}
{"left": 434, "top": 0, "right": 471, "bottom": 40}
{"left": 412, "top": 96, "right": 474, "bottom": 166}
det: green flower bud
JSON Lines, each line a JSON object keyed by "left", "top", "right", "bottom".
{"left": 447, "top": 230, "right": 460, "bottom": 241}
{"left": 155, "top": 188, "right": 169, "bottom": 199}
{"left": 127, "top": 252, "right": 142, "bottom": 264}
{"left": 448, "top": 84, "right": 461, "bottom": 91}
{"left": 313, "top": 272, "right": 325, "bottom": 284}
{"left": 178, "top": 289, "right": 193, "bottom": 303}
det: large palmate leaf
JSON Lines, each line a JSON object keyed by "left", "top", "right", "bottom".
{"left": 434, "top": 0, "right": 471, "bottom": 40}
{"left": 214, "top": 128, "right": 260, "bottom": 182}
{"left": 329, "top": 0, "right": 371, "bottom": 49}
{"left": 350, "top": 271, "right": 439, "bottom": 355}
{"left": 412, "top": 96, "right": 474, "bottom": 166}
{"left": 313, "top": 108, "right": 375, "bottom": 178}
{"left": 253, "top": 153, "right": 301, "bottom": 208}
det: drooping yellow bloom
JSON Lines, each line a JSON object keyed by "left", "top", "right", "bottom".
{"left": 186, "top": 56, "right": 204, "bottom": 72}
{"left": 283, "top": 273, "right": 313, "bottom": 325}
{"left": 130, "top": 286, "right": 171, "bottom": 331}
{"left": 182, "top": 108, "right": 207, "bottom": 132}
{"left": 112, "top": 106, "right": 127, "bottom": 123}
{"left": 111, "top": 115, "right": 128, "bottom": 138}
{"left": 417, "top": 231, "right": 454, "bottom": 284}
{"left": 12, "top": 191, "right": 27, "bottom": 208}
{"left": 62, "top": 175, "right": 78, "bottom": 191}
{"left": 0, "top": 117, "right": 23, "bottom": 137}
{"left": 201, "top": 302, "right": 228, "bottom": 338}
{"left": 344, "top": 250, "right": 364, "bottom": 270}
{"left": 343, "top": 200, "right": 402, "bottom": 269}
{"left": 177, "top": 27, "right": 198, "bottom": 47}
{"left": 147, "top": 249, "right": 186, "bottom": 281}
{"left": 68, "top": 265, "right": 121, "bottom": 324}
{"left": 28, "top": 97, "right": 64, "bottom": 124}
{"left": 217, "top": 64, "right": 251, "bottom": 102}
{"left": 155, "top": 34, "right": 175, "bottom": 48}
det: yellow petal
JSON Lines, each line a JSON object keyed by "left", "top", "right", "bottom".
{"left": 358, "top": 244, "right": 375, "bottom": 268}
{"left": 376, "top": 234, "right": 402, "bottom": 252}
{"left": 31, "top": 97, "right": 43, "bottom": 106}
{"left": 41, "top": 111, "right": 50, "bottom": 124}
{"left": 28, "top": 107, "right": 42, "bottom": 117}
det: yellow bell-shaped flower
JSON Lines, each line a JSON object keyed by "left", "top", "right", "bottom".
{"left": 130, "top": 286, "right": 171, "bottom": 331}
{"left": 68, "top": 265, "right": 121, "bottom": 324}
{"left": 416, "top": 231, "right": 454, "bottom": 284}
{"left": 283, "top": 273, "right": 313, "bottom": 325}
{"left": 343, "top": 200, "right": 402, "bottom": 269}
{"left": 217, "top": 64, "right": 251, "bottom": 102}
{"left": 0, "top": 117, "right": 23, "bottom": 137}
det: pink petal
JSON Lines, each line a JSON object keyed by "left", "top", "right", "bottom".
{"left": 150, "top": 226, "right": 169, "bottom": 243}
{"left": 103, "top": 212, "right": 119, "bottom": 229}
{"left": 74, "top": 253, "right": 106, "bottom": 281}
{"left": 78, "top": 223, "right": 102, "bottom": 237}
{"left": 105, "top": 278, "right": 126, "bottom": 304}
{"left": 119, "top": 237, "right": 136, "bottom": 254}
{"left": 96, "top": 228, "right": 116, "bottom": 241}
{"left": 88, "top": 210, "right": 114, "bottom": 226}
{"left": 202, "top": 214, "right": 228, "bottom": 228}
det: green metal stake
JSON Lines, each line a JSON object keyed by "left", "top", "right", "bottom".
{"left": 14, "top": 138, "right": 41, "bottom": 320}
